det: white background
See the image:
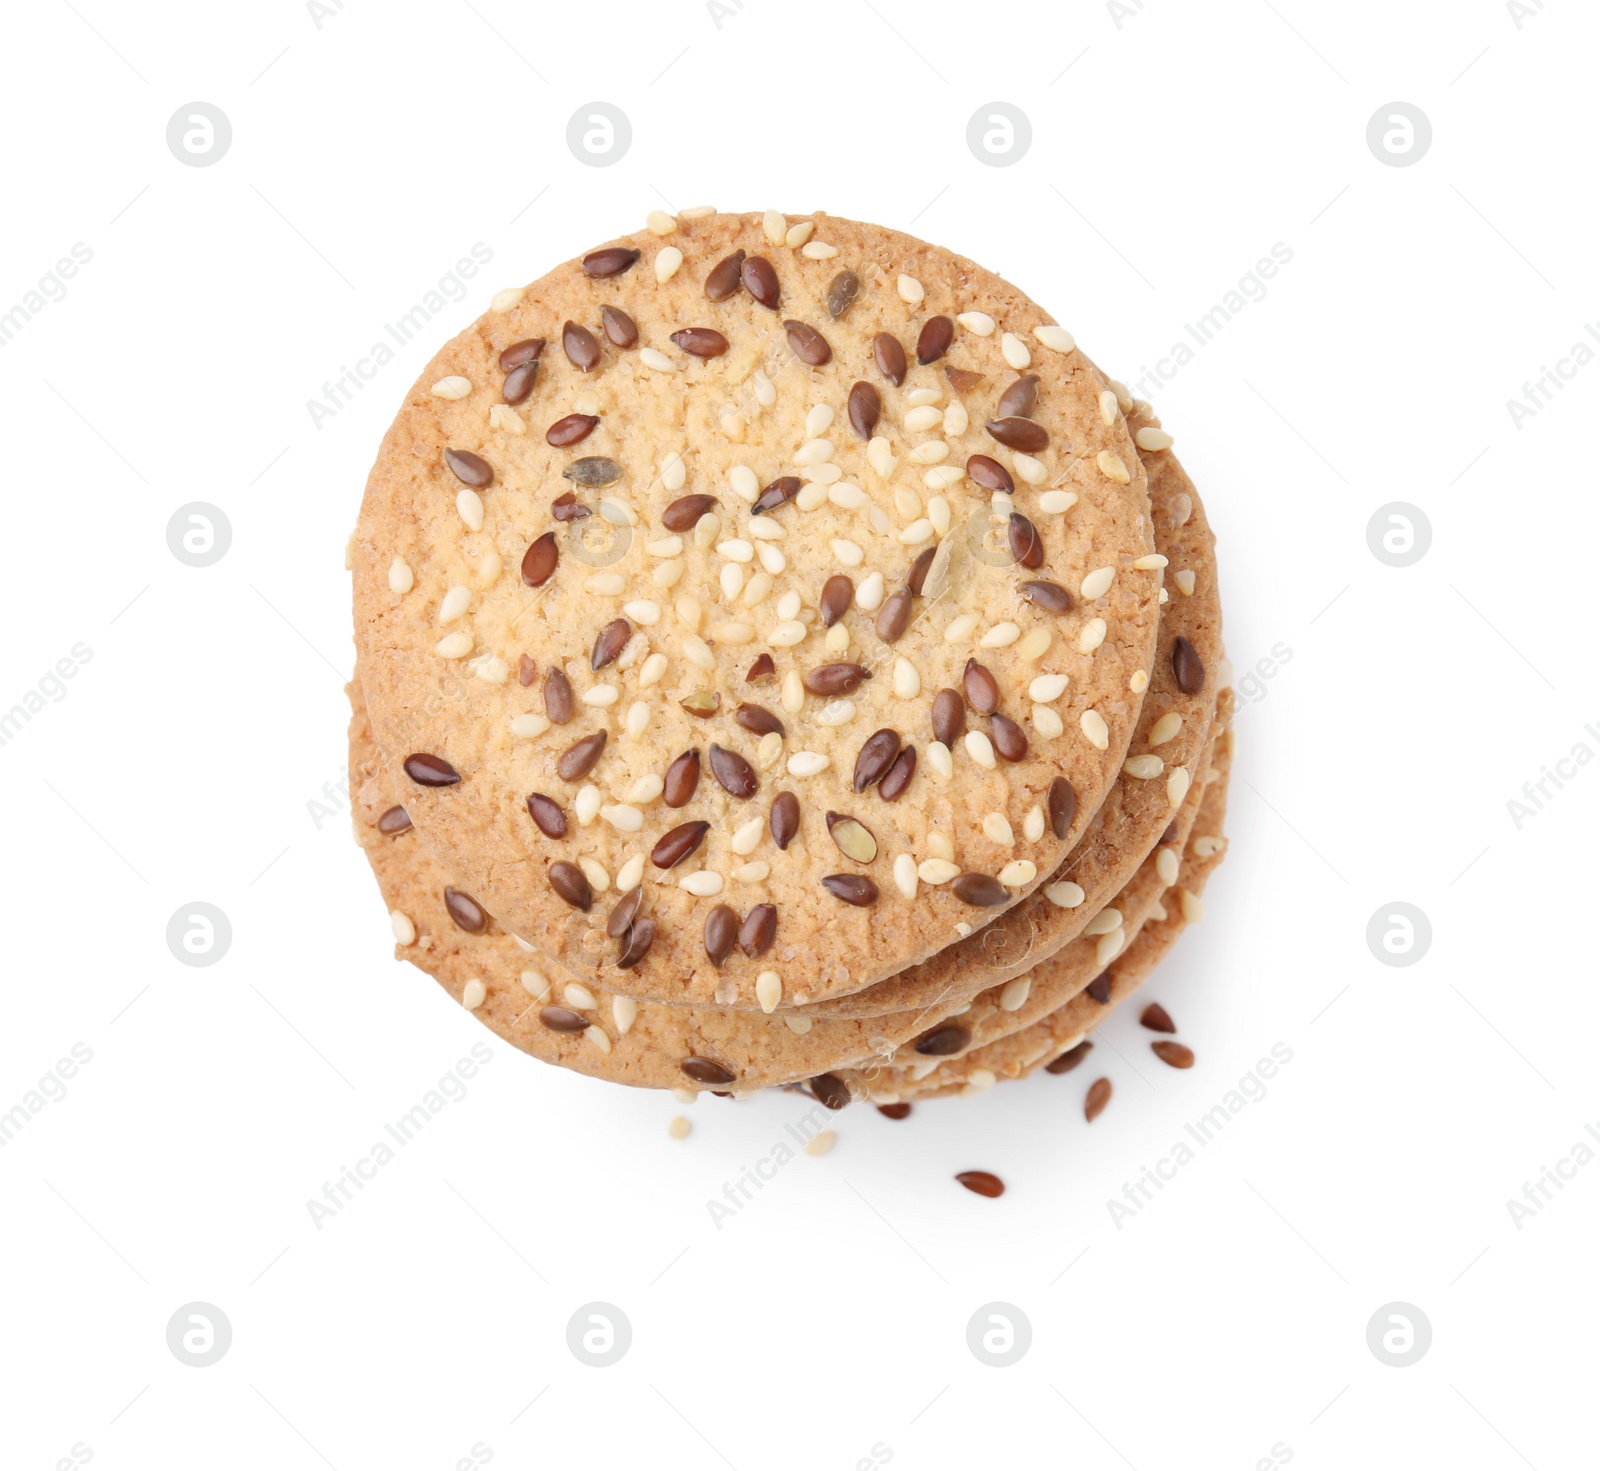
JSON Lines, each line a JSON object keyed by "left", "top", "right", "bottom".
{"left": 2, "top": 0, "right": 1596, "bottom": 1466}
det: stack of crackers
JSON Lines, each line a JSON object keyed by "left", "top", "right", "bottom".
{"left": 347, "top": 210, "right": 1231, "bottom": 1114}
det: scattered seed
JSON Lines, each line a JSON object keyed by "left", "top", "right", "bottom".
{"left": 873, "top": 332, "right": 907, "bottom": 385}
{"left": 1140, "top": 1002, "right": 1177, "bottom": 1033}
{"left": 770, "top": 791, "right": 800, "bottom": 849}
{"left": 1171, "top": 636, "right": 1205, "bottom": 695}
{"left": 543, "top": 668, "right": 574, "bottom": 725}
{"left": 965, "top": 454, "right": 1013, "bottom": 494}
{"left": 704, "top": 904, "right": 738, "bottom": 965}
{"left": 746, "top": 652, "right": 776, "bottom": 683}
{"left": 986, "top": 417, "right": 1048, "bottom": 452}
{"left": 1084, "top": 1077, "right": 1113, "bottom": 1121}
{"left": 878, "top": 745, "right": 916, "bottom": 801}
{"left": 1045, "top": 1041, "right": 1093, "bottom": 1075}
{"left": 931, "top": 688, "right": 965, "bottom": 746}
{"left": 826, "top": 812, "right": 878, "bottom": 863}
{"left": 550, "top": 491, "right": 590, "bottom": 523}
{"left": 617, "top": 916, "right": 656, "bottom": 968}
{"left": 556, "top": 730, "right": 607, "bottom": 781}
{"left": 825, "top": 269, "right": 860, "bottom": 318}
{"left": 915, "top": 1023, "right": 969, "bottom": 1056}
{"left": 540, "top": 1005, "right": 589, "bottom": 1032}
{"left": 377, "top": 805, "right": 413, "bottom": 835}
{"left": 526, "top": 792, "right": 567, "bottom": 838}
{"left": 853, "top": 729, "right": 901, "bottom": 792}
{"left": 548, "top": 861, "right": 592, "bottom": 911}
{"left": 955, "top": 1171, "right": 1004, "bottom": 1199}
{"left": 1022, "top": 580, "right": 1073, "bottom": 614}
{"left": 875, "top": 589, "right": 913, "bottom": 643}
{"left": 704, "top": 249, "right": 746, "bottom": 300}
{"left": 803, "top": 663, "right": 869, "bottom": 696}
{"left": 563, "top": 455, "right": 622, "bottom": 488}
{"left": 681, "top": 1056, "right": 735, "bottom": 1085}
{"left": 562, "top": 320, "right": 601, "bottom": 371}
{"left": 590, "top": 618, "right": 631, "bottom": 670}
{"left": 1008, "top": 513, "right": 1043, "bottom": 568}
{"left": 741, "top": 255, "right": 780, "bottom": 308}
{"left": 662, "top": 493, "right": 719, "bottom": 531}
{"left": 916, "top": 315, "right": 954, "bottom": 364}
{"left": 652, "top": 820, "right": 710, "bottom": 869}
{"left": 810, "top": 1073, "right": 851, "bottom": 1111}
{"left": 444, "top": 448, "right": 493, "bottom": 488}
{"left": 582, "top": 245, "right": 641, "bottom": 278}
{"left": 600, "top": 304, "right": 638, "bottom": 347}
{"left": 708, "top": 743, "right": 759, "bottom": 798}
{"left": 990, "top": 713, "right": 1028, "bottom": 761}
{"left": 499, "top": 337, "right": 544, "bottom": 371}
{"left": 671, "top": 326, "right": 729, "bottom": 358}
{"left": 403, "top": 753, "right": 460, "bottom": 788}
{"left": 821, "top": 873, "right": 878, "bottom": 906}
{"left": 784, "top": 320, "right": 831, "bottom": 366}
{"left": 962, "top": 659, "right": 999, "bottom": 715}
{"left": 753, "top": 476, "right": 802, "bottom": 514}
{"left": 997, "top": 374, "right": 1039, "bottom": 419}
{"left": 952, "top": 872, "right": 1008, "bottom": 907}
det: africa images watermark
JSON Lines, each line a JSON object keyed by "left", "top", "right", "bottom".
{"left": 0, "top": 641, "right": 95, "bottom": 750}
{"left": 1105, "top": 1043, "right": 1294, "bottom": 1228}
{"left": 1504, "top": 720, "right": 1600, "bottom": 830}
{"left": 1505, "top": 1119, "right": 1600, "bottom": 1229}
{"left": 1125, "top": 243, "right": 1294, "bottom": 405}
{"left": 704, "top": 1102, "right": 831, "bottom": 1228}
{"left": 0, "top": 1043, "right": 94, "bottom": 1149}
{"left": 1, "top": 241, "right": 93, "bottom": 348}
{"left": 1505, "top": 320, "right": 1600, "bottom": 429}
{"left": 305, "top": 243, "right": 494, "bottom": 429}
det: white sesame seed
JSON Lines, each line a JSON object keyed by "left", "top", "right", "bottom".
{"left": 1029, "top": 673, "right": 1068, "bottom": 702}
{"left": 804, "top": 403, "right": 834, "bottom": 437}
{"left": 1136, "top": 426, "right": 1174, "bottom": 451}
{"left": 798, "top": 481, "right": 830, "bottom": 511}
{"left": 1039, "top": 489, "right": 1077, "bottom": 514}
{"left": 831, "top": 537, "right": 864, "bottom": 567}
{"left": 1175, "top": 569, "right": 1196, "bottom": 595}
{"left": 719, "top": 562, "right": 744, "bottom": 602}
{"left": 787, "top": 751, "right": 830, "bottom": 777}
{"left": 944, "top": 612, "right": 979, "bottom": 642}
{"left": 439, "top": 585, "right": 471, "bottom": 623}
{"left": 979, "top": 621, "right": 1019, "bottom": 648}
{"left": 519, "top": 968, "right": 549, "bottom": 998}
{"left": 625, "top": 776, "right": 663, "bottom": 806}
{"left": 682, "top": 634, "right": 714, "bottom": 669}
{"left": 1129, "top": 669, "right": 1149, "bottom": 694}
{"left": 905, "top": 405, "right": 943, "bottom": 432}
{"left": 795, "top": 437, "right": 834, "bottom": 466}
{"left": 1096, "top": 449, "right": 1131, "bottom": 484}
{"left": 732, "top": 817, "right": 764, "bottom": 856}
{"left": 1156, "top": 848, "right": 1179, "bottom": 885}
{"left": 490, "top": 286, "right": 525, "bottom": 312}
{"left": 943, "top": 400, "right": 969, "bottom": 436}
{"left": 1031, "top": 705, "right": 1063, "bottom": 738}
{"left": 1001, "top": 332, "right": 1031, "bottom": 369}
{"left": 1017, "top": 628, "right": 1052, "bottom": 664}
{"left": 658, "top": 450, "right": 686, "bottom": 492}
{"left": 747, "top": 515, "right": 784, "bottom": 542}
{"left": 999, "top": 975, "right": 1032, "bottom": 1011}
{"left": 654, "top": 246, "right": 684, "bottom": 283}
{"left": 1132, "top": 554, "right": 1168, "bottom": 571}
{"left": 562, "top": 982, "right": 596, "bottom": 1010}
{"left": 897, "top": 274, "right": 925, "bottom": 304}
{"left": 584, "top": 1025, "right": 611, "bottom": 1055}
{"left": 907, "top": 441, "right": 949, "bottom": 466}
{"left": 575, "top": 785, "right": 601, "bottom": 825}
{"left": 926, "top": 832, "right": 954, "bottom": 861}
{"left": 679, "top": 870, "right": 724, "bottom": 897}
{"left": 638, "top": 652, "right": 668, "bottom": 688}
{"left": 434, "top": 631, "right": 472, "bottom": 658}
{"left": 784, "top": 1015, "right": 813, "bottom": 1035}
{"left": 1080, "top": 709, "right": 1110, "bottom": 750}
{"left": 1149, "top": 712, "right": 1182, "bottom": 746}
{"left": 965, "top": 730, "right": 997, "bottom": 769}
{"left": 767, "top": 620, "right": 806, "bottom": 647}
{"left": 907, "top": 387, "right": 942, "bottom": 406}
{"left": 583, "top": 685, "right": 619, "bottom": 707}
{"left": 918, "top": 858, "right": 960, "bottom": 884}
{"left": 927, "top": 495, "right": 952, "bottom": 537}
{"left": 1046, "top": 880, "right": 1085, "bottom": 908}
{"left": 776, "top": 590, "right": 802, "bottom": 621}
{"left": 756, "top": 541, "right": 785, "bottom": 574}
{"left": 781, "top": 670, "right": 804, "bottom": 713}
{"left": 638, "top": 347, "right": 676, "bottom": 373}
{"left": 1192, "top": 834, "right": 1226, "bottom": 859}
{"left": 957, "top": 311, "right": 995, "bottom": 336}
{"left": 805, "top": 1130, "right": 837, "bottom": 1157}
{"left": 717, "top": 465, "right": 753, "bottom": 503}
{"left": 741, "top": 572, "right": 773, "bottom": 608}
{"left": 982, "top": 812, "right": 1014, "bottom": 845}
{"left": 1034, "top": 324, "right": 1075, "bottom": 353}
{"left": 924, "top": 465, "right": 964, "bottom": 493}
{"left": 476, "top": 550, "right": 502, "bottom": 586}
{"left": 1123, "top": 754, "right": 1163, "bottom": 779}
{"left": 898, "top": 519, "right": 935, "bottom": 546}
{"left": 680, "top": 203, "right": 716, "bottom": 218}
{"left": 999, "top": 859, "right": 1036, "bottom": 887}
{"left": 909, "top": 1058, "right": 940, "bottom": 1081}
{"left": 1169, "top": 492, "right": 1193, "bottom": 527}
{"left": 763, "top": 208, "right": 787, "bottom": 243}
{"left": 1005, "top": 453, "right": 1044, "bottom": 487}
{"left": 1023, "top": 805, "right": 1045, "bottom": 842}
{"left": 1098, "top": 390, "right": 1119, "bottom": 426}
{"left": 469, "top": 654, "right": 507, "bottom": 684}
{"left": 1078, "top": 618, "right": 1107, "bottom": 654}
{"left": 756, "top": 971, "right": 782, "bottom": 1012}
{"left": 432, "top": 375, "right": 472, "bottom": 401}
{"left": 1180, "top": 890, "right": 1205, "bottom": 923}
{"left": 816, "top": 699, "right": 855, "bottom": 726}
{"left": 389, "top": 557, "right": 413, "bottom": 594}
{"left": 600, "top": 497, "right": 637, "bottom": 527}
{"left": 1095, "top": 929, "right": 1125, "bottom": 967}
{"left": 758, "top": 732, "right": 784, "bottom": 769}
{"left": 753, "top": 368, "right": 776, "bottom": 407}
{"left": 868, "top": 506, "right": 892, "bottom": 535}
{"left": 801, "top": 240, "right": 839, "bottom": 259}
{"left": 927, "top": 741, "right": 953, "bottom": 781}
{"left": 646, "top": 208, "right": 676, "bottom": 236}
{"left": 892, "top": 656, "right": 921, "bottom": 699}
{"left": 615, "top": 854, "right": 645, "bottom": 891}
{"left": 716, "top": 538, "right": 754, "bottom": 564}
{"left": 462, "top": 979, "right": 487, "bottom": 1010}
{"left": 826, "top": 623, "right": 850, "bottom": 656}
{"left": 889, "top": 852, "right": 918, "bottom": 900}
{"left": 510, "top": 712, "right": 550, "bottom": 739}
{"left": 867, "top": 437, "right": 898, "bottom": 478}
{"left": 1080, "top": 566, "right": 1116, "bottom": 600}
{"left": 390, "top": 910, "right": 415, "bottom": 945}
{"left": 1167, "top": 766, "right": 1191, "bottom": 810}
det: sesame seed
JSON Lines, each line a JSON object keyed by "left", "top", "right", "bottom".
{"left": 781, "top": 670, "right": 804, "bottom": 712}
{"left": 1077, "top": 618, "right": 1107, "bottom": 654}
{"left": 616, "top": 855, "right": 645, "bottom": 890}
{"left": 918, "top": 858, "right": 960, "bottom": 884}
{"left": 928, "top": 495, "right": 952, "bottom": 536}
{"left": 979, "top": 622, "right": 1019, "bottom": 648}
{"left": 1022, "top": 805, "right": 1046, "bottom": 842}
{"left": 867, "top": 437, "right": 898, "bottom": 478}
{"left": 787, "top": 751, "right": 830, "bottom": 776}
{"left": 1080, "top": 709, "right": 1110, "bottom": 750}
{"left": 753, "top": 369, "right": 776, "bottom": 407}
{"left": 1123, "top": 754, "right": 1163, "bottom": 779}
{"left": 1016, "top": 628, "right": 1052, "bottom": 664}
{"left": 1129, "top": 669, "right": 1149, "bottom": 694}
{"left": 854, "top": 570, "right": 886, "bottom": 610}
{"left": 786, "top": 220, "right": 816, "bottom": 248}
{"left": 926, "top": 831, "right": 954, "bottom": 861}
{"left": 899, "top": 519, "right": 935, "bottom": 545}
{"left": 795, "top": 437, "right": 834, "bottom": 466}
{"left": 747, "top": 516, "right": 784, "bottom": 541}
{"left": 907, "top": 387, "right": 942, "bottom": 406}
{"left": 679, "top": 871, "right": 724, "bottom": 897}
{"left": 957, "top": 311, "right": 996, "bottom": 336}
{"left": 390, "top": 910, "right": 415, "bottom": 945}
{"left": 1156, "top": 848, "right": 1179, "bottom": 885}
{"left": 1175, "top": 569, "right": 1196, "bottom": 596}
{"left": 719, "top": 563, "right": 745, "bottom": 602}
{"left": 520, "top": 968, "right": 548, "bottom": 997}
{"left": 1000, "top": 975, "right": 1032, "bottom": 1011}
{"left": 927, "top": 741, "right": 954, "bottom": 781}
{"left": 757, "top": 541, "right": 786, "bottom": 575}
{"left": 680, "top": 204, "right": 716, "bottom": 219}
{"left": 892, "top": 853, "right": 918, "bottom": 899}
{"left": 1029, "top": 673, "right": 1068, "bottom": 702}
{"left": 476, "top": 550, "right": 502, "bottom": 584}
{"left": 660, "top": 450, "right": 687, "bottom": 492}
{"left": 1136, "top": 426, "right": 1174, "bottom": 451}
{"left": 717, "top": 538, "right": 754, "bottom": 563}
{"left": 432, "top": 375, "right": 471, "bottom": 400}
{"left": 583, "top": 685, "right": 619, "bottom": 707}
{"left": 646, "top": 209, "right": 676, "bottom": 235}
{"left": 585, "top": 1026, "right": 611, "bottom": 1054}
{"left": 798, "top": 481, "right": 831, "bottom": 510}
{"left": 655, "top": 246, "right": 684, "bottom": 282}
{"left": 490, "top": 286, "right": 525, "bottom": 311}
{"left": 905, "top": 405, "right": 943, "bottom": 432}
{"left": 897, "top": 274, "right": 925, "bottom": 304}
{"left": 756, "top": 971, "right": 783, "bottom": 1011}
{"left": 964, "top": 730, "right": 997, "bottom": 769}
{"left": 1149, "top": 712, "right": 1182, "bottom": 746}
{"left": 801, "top": 241, "right": 839, "bottom": 259}
{"left": 805, "top": 1130, "right": 837, "bottom": 1157}
{"left": 510, "top": 712, "right": 550, "bottom": 739}
{"left": 1096, "top": 450, "right": 1131, "bottom": 484}
{"left": 999, "top": 859, "right": 1036, "bottom": 887}
{"left": 563, "top": 982, "right": 596, "bottom": 1009}
{"left": 438, "top": 585, "right": 470, "bottom": 623}
{"left": 1031, "top": 705, "right": 1064, "bottom": 738}
{"left": 667, "top": 1115, "right": 691, "bottom": 1140}
{"left": 638, "top": 347, "right": 677, "bottom": 373}
{"left": 982, "top": 812, "right": 1014, "bottom": 844}
{"left": 575, "top": 785, "right": 602, "bottom": 826}
{"left": 907, "top": 442, "right": 950, "bottom": 466}
{"left": 683, "top": 634, "right": 715, "bottom": 669}
{"left": 1095, "top": 929, "right": 1125, "bottom": 967}
{"left": 730, "top": 817, "right": 765, "bottom": 856}
{"left": 1046, "top": 880, "right": 1085, "bottom": 908}
{"left": 815, "top": 699, "right": 855, "bottom": 726}
{"left": 1180, "top": 890, "right": 1205, "bottom": 923}
{"left": 625, "top": 775, "right": 663, "bottom": 805}
{"left": 741, "top": 572, "right": 774, "bottom": 607}
{"left": 1169, "top": 493, "right": 1194, "bottom": 527}
{"left": 623, "top": 599, "right": 662, "bottom": 626}
{"left": 488, "top": 404, "right": 524, "bottom": 434}
{"left": 638, "top": 653, "right": 669, "bottom": 688}
{"left": 944, "top": 612, "right": 979, "bottom": 643}
{"left": 831, "top": 538, "right": 865, "bottom": 567}
{"left": 1167, "top": 766, "right": 1191, "bottom": 809}
{"left": 462, "top": 979, "right": 487, "bottom": 1010}
{"left": 1000, "top": 332, "right": 1032, "bottom": 369}
{"left": 1098, "top": 390, "right": 1119, "bottom": 426}
{"left": 434, "top": 631, "right": 472, "bottom": 658}
{"left": 1039, "top": 489, "right": 1077, "bottom": 514}
{"left": 784, "top": 1015, "right": 813, "bottom": 1035}
{"left": 1132, "top": 554, "right": 1168, "bottom": 571}
{"left": 1034, "top": 324, "right": 1076, "bottom": 352}
{"left": 1080, "top": 567, "right": 1115, "bottom": 600}
{"left": 892, "top": 656, "right": 921, "bottom": 698}
{"left": 1192, "top": 834, "right": 1226, "bottom": 860}
{"left": 763, "top": 208, "right": 787, "bottom": 243}
{"left": 768, "top": 620, "right": 807, "bottom": 647}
